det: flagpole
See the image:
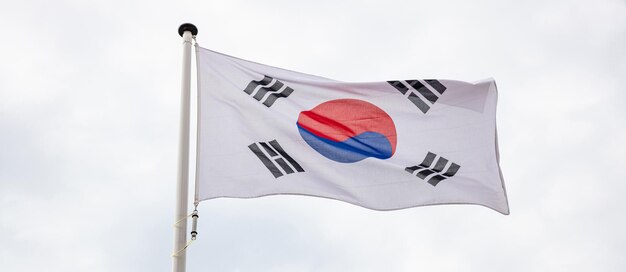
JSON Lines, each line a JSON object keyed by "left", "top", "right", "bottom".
{"left": 173, "top": 23, "right": 197, "bottom": 272}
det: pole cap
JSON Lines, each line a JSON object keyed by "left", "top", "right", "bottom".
{"left": 178, "top": 23, "right": 198, "bottom": 37}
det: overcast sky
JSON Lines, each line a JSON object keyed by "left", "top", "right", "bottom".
{"left": 1, "top": 0, "right": 625, "bottom": 271}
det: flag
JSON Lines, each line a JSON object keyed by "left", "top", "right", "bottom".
{"left": 195, "top": 47, "right": 509, "bottom": 214}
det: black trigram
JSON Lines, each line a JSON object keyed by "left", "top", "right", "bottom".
{"left": 387, "top": 79, "right": 447, "bottom": 113}
{"left": 248, "top": 140, "right": 305, "bottom": 178}
{"left": 405, "top": 152, "right": 460, "bottom": 186}
{"left": 243, "top": 75, "right": 295, "bottom": 107}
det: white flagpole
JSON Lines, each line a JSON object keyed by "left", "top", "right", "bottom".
{"left": 173, "top": 23, "right": 197, "bottom": 272}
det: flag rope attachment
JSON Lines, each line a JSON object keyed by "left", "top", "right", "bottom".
{"left": 172, "top": 239, "right": 194, "bottom": 257}
{"left": 190, "top": 203, "right": 199, "bottom": 240}
{"left": 172, "top": 212, "right": 192, "bottom": 227}
{"left": 171, "top": 204, "right": 199, "bottom": 257}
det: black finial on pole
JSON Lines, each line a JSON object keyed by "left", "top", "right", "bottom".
{"left": 178, "top": 23, "right": 198, "bottom": 37}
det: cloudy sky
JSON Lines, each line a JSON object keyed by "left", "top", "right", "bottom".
{"left": 1, "top": 0, "right": 625, "bottom": 271}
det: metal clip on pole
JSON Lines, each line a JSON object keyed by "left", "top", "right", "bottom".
{"left": 190, "top": 207, "right": 199, "bottom": 240}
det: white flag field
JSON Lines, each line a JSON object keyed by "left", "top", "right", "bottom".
{"left": 195, "top": 47, "right": 509, "bottom": 215}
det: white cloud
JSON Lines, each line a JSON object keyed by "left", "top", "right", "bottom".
{"left": 1, "top": 0, "right": 625, "bottom": 271}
